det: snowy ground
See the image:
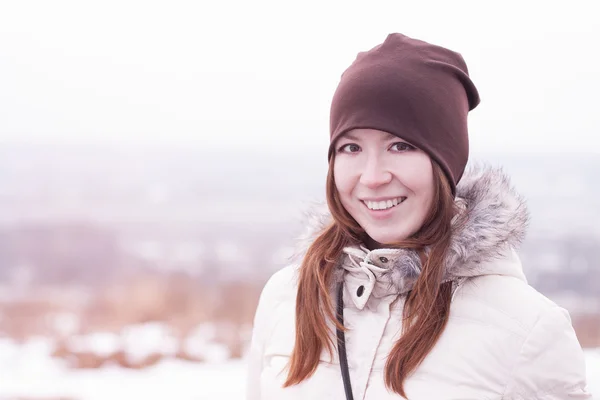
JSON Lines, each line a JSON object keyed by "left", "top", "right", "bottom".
{"left": 0, "top": 358, "right": 246, "bottom": 400}
{"left": 0, "top": 342, "right": 598, "bottom": 399}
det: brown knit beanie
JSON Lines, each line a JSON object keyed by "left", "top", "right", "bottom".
{"left": 329, "top": 33, "right": 480, "bottom": 195}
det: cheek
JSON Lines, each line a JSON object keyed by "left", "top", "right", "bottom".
{"left": 415, "top": 168, "right": 436, "bottom": 211}
{"left": 333, "top": 160, "right": 353, "bottom": 196}
{"left": 394, "top": 157, "right": 435, "bottom": 203}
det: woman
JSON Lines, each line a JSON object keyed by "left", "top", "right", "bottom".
{"left": 246, "top": 33, "right": 592, "bottom": 399}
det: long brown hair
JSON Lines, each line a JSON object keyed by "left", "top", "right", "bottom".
{"left": 283, "top": 152, "right": 461, "bottom": 398}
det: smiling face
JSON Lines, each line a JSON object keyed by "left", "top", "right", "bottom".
{"left": 333, "top": 128, "right": 436, "bottom": 246}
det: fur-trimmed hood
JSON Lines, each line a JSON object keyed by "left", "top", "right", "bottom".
{"left": 293, "top": 164, "right": 531, "bottom": 310}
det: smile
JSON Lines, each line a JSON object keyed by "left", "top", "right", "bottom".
{"left": 362, "top": 197, "right": 407, "bottom": 211}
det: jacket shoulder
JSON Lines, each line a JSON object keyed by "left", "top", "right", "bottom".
{"left": 259, "top": 264, "right": 300, "bottom": 305}
{"left": 247, "top": 264, "right": 299, "bottom": 353}
{"left": 455, "top": 274, "right": 567, "bottom": 337}
{"left": 455, "top": 275, "right": 591, "bottom": 397}
{"left": 248, "top": 265, "right": 299, "bottom": 354}
{"left": 501, "top": 294, "right": 590, "bottom": 398}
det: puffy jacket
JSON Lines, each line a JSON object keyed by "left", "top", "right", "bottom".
{"left": 246, "top": 166, "right": 593, "bottom": 400}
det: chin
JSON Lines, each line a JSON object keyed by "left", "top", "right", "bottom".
{"left": 364, "top": 228, "right": 410, "bottom": 246}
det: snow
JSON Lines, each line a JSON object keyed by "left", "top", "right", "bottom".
{"left": 0, "top": 337, "right": 598, "bottom": 399}
{"left": 68, "top": 332, "right": 121, "bottom": 357}
{"left": 51, "top": 312, "right": 81, "bottom": 336}
{"left": 0, "top": 357, "right": 245, "bottom": 400}
{"left": 183, "top": 323, "right": 231, "bottom": 362}
{"left": 120, "top": 323, "right": 178, "bottom": 363}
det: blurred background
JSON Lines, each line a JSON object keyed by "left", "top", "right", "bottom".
{"left": 0, "top": 0, "right": 599, "bottom": 399}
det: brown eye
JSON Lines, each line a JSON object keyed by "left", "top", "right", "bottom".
{"left": 338, "top": 143, "right": 361, "bottom": 153}
{"left": 390, "top": 142, "right": 415, "bottom": 152}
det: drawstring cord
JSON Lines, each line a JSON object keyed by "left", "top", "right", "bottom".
{"left": 336, "top": 281, "right": 354, "bottom": 400}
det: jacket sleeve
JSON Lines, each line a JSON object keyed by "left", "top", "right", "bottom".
{"left": 502, "top": 305, "right": 593, "bottom": 399}
{"left": 246, "top": 269, "right": 286, "bottom": 400}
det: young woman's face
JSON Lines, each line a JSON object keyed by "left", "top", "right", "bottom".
{"left": 333, "top": 128, "right": 435, "bottom": 246}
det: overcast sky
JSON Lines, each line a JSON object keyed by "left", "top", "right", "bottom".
{"left": 0, "top": 0, "right": 599, "bottom": 154}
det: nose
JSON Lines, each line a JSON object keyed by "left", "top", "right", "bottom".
{"left": 359, "top": 156, "right": 392, "bottom": 189}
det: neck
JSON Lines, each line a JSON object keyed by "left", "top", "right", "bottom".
{"left": 363, "top": 235, "right": 383, "bottom": 250}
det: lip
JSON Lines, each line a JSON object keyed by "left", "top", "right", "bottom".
{"left": 361, "top": 198, "right": 406, "bottom": 220}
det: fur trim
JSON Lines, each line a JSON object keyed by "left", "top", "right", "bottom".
{"left": 290, "top": 164, "right": 530, "bottom": 292}
{"left": 444, "top": 164, "right": 529, "bottom": 278}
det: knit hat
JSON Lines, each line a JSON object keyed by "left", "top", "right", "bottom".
{"left": 329, "top": 33, "right": 480, "bottom": 195}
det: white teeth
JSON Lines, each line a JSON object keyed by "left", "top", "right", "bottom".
{"left": 365, "top": 197, "right": 405, "bottom": 210}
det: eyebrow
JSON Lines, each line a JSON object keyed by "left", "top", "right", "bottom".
{"left": 342, "top": 132, "right": 360, "bottom": 141}
{"left": 383, "top": 131, "right": 398, "bottom": 141}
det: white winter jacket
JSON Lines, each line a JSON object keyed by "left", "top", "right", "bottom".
{"left": 246, "top": 166, "right": 593, "bottom": 400}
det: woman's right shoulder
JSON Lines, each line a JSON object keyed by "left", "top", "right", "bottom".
{"left": 257, "top": 264, "right": 300, "bottom": 308}
{"left": 250, "top": 265, "right": 299, "bottom": 338}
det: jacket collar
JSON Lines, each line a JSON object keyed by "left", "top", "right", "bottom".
{"left": 293, "top": 165, "right": 530, "bottom": 310}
